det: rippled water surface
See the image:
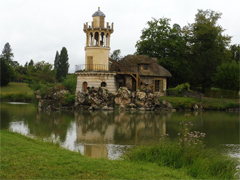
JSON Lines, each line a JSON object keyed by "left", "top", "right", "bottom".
{"left": 1, "top": 102, "right": 239, "bottom": 159}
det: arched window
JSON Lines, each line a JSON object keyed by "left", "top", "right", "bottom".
{"left": 82, "top": 82, "right": 88, "bottom": 92}
{"left": 101, "top": 82, "right": 106, "bottom": 87}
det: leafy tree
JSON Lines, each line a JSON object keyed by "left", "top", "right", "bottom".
{"left": 0, "top": 57, "right": 12, "bottom": 86}
{"left": 61, "top": 74, "right": 77, "bottom": 94}
{"left": 54, "top": 51, "right": 60, "bottom": 70}
{"left": 184, "top": 9, "right": 231, "bottom": 92}
{"left": 56, "top": 47, "right": 69, "bottom": 82}
{"left": 26, "top": 61, "right": 56, "bottom": 90}
{"left": 110, "top": 49, "right": 123, "bottom": 62}
{"left": 229, "top": 44, "right": 240, "bottom": 62}
{"left": 212, "top": 62, "right": 239, "bottom": 91}
{"left": 1, "top": 42, "right": 19, "bottom": 68}
{"left": 135, "top": 18, "right": 190, "bottom": 87}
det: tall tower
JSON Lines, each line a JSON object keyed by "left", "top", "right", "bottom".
{"left": 83, "top": 7, "right": 114, "bottom": 71}
{"left": 75, "top": 8, "right": 116, "bottom": 94}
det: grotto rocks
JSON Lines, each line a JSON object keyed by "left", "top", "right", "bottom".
{"left": 74, "top": 86, "right": 174, "bottom": 111}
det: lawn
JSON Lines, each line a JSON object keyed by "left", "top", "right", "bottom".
{"left": 0, "top": 83, "right": 33, "bottom": 95}
{"left": 0, "top": 130, "right": 192, "bottom": 179}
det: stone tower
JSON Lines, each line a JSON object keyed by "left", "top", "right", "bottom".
{"left": 75, "top": 8, "right": 117, "bottom": 93}
{"left": 83, "top": 7, "right": 114, "bottom": 71}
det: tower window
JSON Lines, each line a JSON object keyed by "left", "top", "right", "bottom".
{"left": 101, "top": 82, "right": 106, "bottom": 87}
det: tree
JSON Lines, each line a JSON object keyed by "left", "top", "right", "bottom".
{"left": 135, "top": 18, "right": 190, "bottom": 87}
{"left": 212, "top": 62, "right": 239, "bottom": 91}
{"left": 1, "top": 42, "right": 19, "bottom": 68}
{"left": 110, "top": 49, "right": 123, "bottom": 62}
{"left": 184, "top": 9, "right": 232, "bottom": 92}
{"left": 54, "top": 51, "right": 59, "bottom": 70}
{"left": 56, "top": 47, "right": 69, "bottom": 82}
{"left": 0, "top": 57, "right": 12, "bottom": 86}
{"left": 229, "top": 44, "right": 240, "bottom": 62}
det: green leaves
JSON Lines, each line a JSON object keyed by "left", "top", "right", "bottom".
{"left": 212, "top": 62, "right": 239, "bottom": 91}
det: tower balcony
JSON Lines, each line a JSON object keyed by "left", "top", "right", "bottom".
{"left": 83, "top": 21, "right": 114, "bottom": 30}
{"left": 75, "top": 64, "right": 109, "bottom": 72}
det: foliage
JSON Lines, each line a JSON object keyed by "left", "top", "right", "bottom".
{"left": 0, "top": 57, "right": 13, "bottom": 86}
{"left": 1, "top": 130, "right": 192, "bottom": 179}
{"left": 61, "top": 74, "right": 77, "bottom": 94}
{"left": 63, "top": 92, "right": 76, "bottom": 105}
{"left": 25, "top": 61, "right": 56, "bottom": 89}
{"left": 56, "top": 47, "right": 69, "bottom": 82}
{"left": 212, "top": 62, "right": 239, "bottom": 91}
{"left": 110, "top": 49, "right": 123, "bottom": 62}
{"left": 167, "top": 83, "right": 192, "bottom": 97}
{"left": 183, "top": 9, "right": 232, "bottom": 92}
{"left": 124, "top": 114, "right": 239, "bottom": 179}
{"left": 135, "top": 18, "right": 190, "bottom": 87}
{"left": 229, "top": 44, "right": 240, "bottom": 62}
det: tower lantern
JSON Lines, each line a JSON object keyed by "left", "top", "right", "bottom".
{"left": 83, "top": 7, "right": 114, "bottom": 71}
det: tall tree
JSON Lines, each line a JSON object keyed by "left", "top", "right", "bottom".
{"left": 229, "top": 44, "right": 240, "bottom": 62}
{"left": 54, "top": 51, "right": 60, "bottom": 70}
{"left": 0, "top": 57, "right": 12, "bottom": 86}
{"left": 110, "top": 49, "right": 123, "bottom": 62}
{"left": 1, "top": 42, "right": 19, "bottom": 68}
{"left": 56, "top": 47, "right": 69, "bottom": 82}
{"left": 135, "top": 18, "right": 190, "bottom": 87}
{"left": 184, "top": 9, "right": 231, "bottom": 92}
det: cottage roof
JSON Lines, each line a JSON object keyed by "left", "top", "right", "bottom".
{"left": 118, "top": 55, "right": 172, "bottom": 77}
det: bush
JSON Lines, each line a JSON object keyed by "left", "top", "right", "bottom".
{"left": 167, "top": 83, "right": 193, "bottom": 97}
{"left": 61, "top": 74, "right": 77, "bottom": 94}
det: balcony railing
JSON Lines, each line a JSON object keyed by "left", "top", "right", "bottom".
{"left": 75, "top": 64, "right": 109, "bottom": 72}
{"left": 83, "top": 21, "right": 114, "bottom": 30}
{"left": 75, "top": 64, "right": 139, "bottom": 73}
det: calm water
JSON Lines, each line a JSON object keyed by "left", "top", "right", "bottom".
{"left": 1, "top": 102, "right": 239, "bottom": 159}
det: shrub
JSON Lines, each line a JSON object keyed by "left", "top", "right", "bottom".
{"left": 167, "top": 83, "right": 193, "bottom": 97}
{"left": 61, "top": 74, "right": 77, "bottom": 94}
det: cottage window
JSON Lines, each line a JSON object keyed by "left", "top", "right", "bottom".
{"left": 143, "top": 64, "right": 148, "bottom": 70}
{"left": 155, "top": 80, "right": 160, "bottom": 91}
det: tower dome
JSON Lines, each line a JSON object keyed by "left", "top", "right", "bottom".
{"left": 92, "top": 7, "right": 106, "bottom": 17}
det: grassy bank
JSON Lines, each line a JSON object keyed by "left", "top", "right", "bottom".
{"left": 1, "top": 130, "right": 192, "bottom": 179}
{"left": 161, "top": 96, "right": 239, "bottom": 110}
{"left": 0, "top": 83, "right": 34, "bottom": 102}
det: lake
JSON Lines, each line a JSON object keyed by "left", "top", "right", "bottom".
{"left": 1, "top": 102, "right": 239, "bottom": 159}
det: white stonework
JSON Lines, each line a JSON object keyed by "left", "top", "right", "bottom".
{"left": 75, "top": 72, "right": 117, "bottom": 93}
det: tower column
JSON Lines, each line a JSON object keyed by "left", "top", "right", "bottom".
{"left": 86, "top": 33, "right": 89, "bottom": 46}
{"left": 108, "top": 34, "right": 111, "bottom": 47}
{"left": 98, "top": 31, "right": 101, "bottom": 46}
{"left": 104, "top": 33, "right": 106, "bottom": 47}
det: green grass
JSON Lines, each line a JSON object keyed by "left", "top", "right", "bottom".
{"left": 125, "top": 138, "right": 239, "bottom": 179}
{"left": 0, "top": 130, "right": 193, "bottom": 179}
{"left": 160, "top": 96, "right": 239, "bottom": 110}
{"left": 0, "top": 83, "right": 33, "bottom": 95}
{"left": 0, "top": 83, "right": 34, "bottom": 102}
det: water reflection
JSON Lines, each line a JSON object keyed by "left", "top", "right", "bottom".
{"left": 1, "top": 102, "right": 239, "bottom": 159}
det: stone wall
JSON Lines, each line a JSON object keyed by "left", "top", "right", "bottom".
{"left": 75, "top": 72, "right": 117, "bottom": 94}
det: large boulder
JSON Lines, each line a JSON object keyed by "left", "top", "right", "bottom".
{"left": 135, "top": 91, "right": 146, "bottom": 107}
{"left": 114, "top": 87, "right": 131, "bottom": 107}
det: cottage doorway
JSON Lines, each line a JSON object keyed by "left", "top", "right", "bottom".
{"left": 83, "top": 82, "right": 88, "bottom": 92}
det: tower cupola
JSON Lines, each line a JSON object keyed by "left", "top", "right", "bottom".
{"left": 83, "top": 7, "right": 114, "bottom": 71}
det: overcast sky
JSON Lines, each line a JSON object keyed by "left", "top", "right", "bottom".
{"left": 1, "top": 0, "right": 239, "bottom": 73}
